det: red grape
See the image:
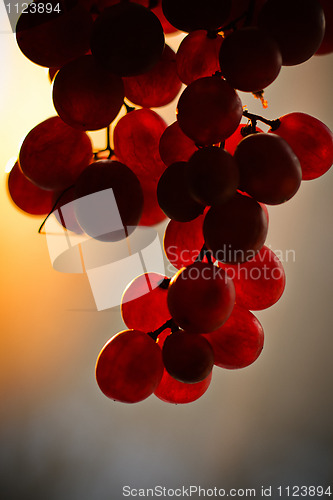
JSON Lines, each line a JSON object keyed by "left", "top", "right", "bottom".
{"left": 186, "top": 146, "right": 239, "bottom": 205}
{"left": 123, "top": 45, "right": 181, "bottom": 108}
{"left": 163, "top": 213, "right": 206, "bottom": 270}
{"left": 176, "top": 30, "right": 223, "bottom": 86}
{"left": 219, "top": 27, "right": 282, "bottom": 92}
{"left": 154, "top": 369, "right": 212, "bottom": 404}
{"left": 19, "top": 116, "right": 93, "bottom": 190}
{"left": 52, "top": 55, "right": 124, "bottom": 131}
{"left": 139, "top": 182, "right": 167, "bottom": 226}
{"left": 7, "top": 162, "right": 55, "bottom": 215}
{"left": 258, "top": 0, "right": 325, "bottom": 65}
{"left": 91, "top": 2, "right": 165, "bottom": 76}
{"left": 234, "top": 133, "right": 302, "bottom": 205}
{"left": 16, "top": 1, "right": 93, "bottom": 68}
{"left": 177, "top": 76, "right": 243, "bottom": 146}
{"left": 269, "top": 112, "right": 333, "bottom": 180}
{"left": 203, "top": 193, "right": 268, "bottom": 263}
{"left": 167, "top": 262, "right": 235, "bottom": 333}
{"left": 121, "top": 273, "right": 170, "bottom": 332}
{"left": 219, "top": 245, "right": 286, "bottom": 310}
{"left": 157, "top": 162, "right": 205, "bottom": 222}
{"left": 162, "top": 331, "right": 214, "bottom": 383}
{"left": 159, "top": 121, "right": 197, "bottom": 167}
{"left": 224, "top": 123, "right": 263, "bottom": 155}
{"left": 316, "top": 0, "right": 333, "bottom": 54}
{"left": 162, "top": 0, "right": 231, "bottom": 32}
{"left": 52, "top": 187, "right": 83, "bottom": 234}
{"left": 203, "top": 305, "right": 264, "bottom": 369}
{"left": 113, "top": 108, "right": 167, "bottom": 183}
{"left": 96, "top": 330, "right": 164, "bottom": 403}
{"left": 74, "top": 160, "right": 144, "bottom": 241}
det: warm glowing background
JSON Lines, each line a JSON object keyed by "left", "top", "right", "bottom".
{"left": 0, "top": 6, "right": 333, "bottom": 499}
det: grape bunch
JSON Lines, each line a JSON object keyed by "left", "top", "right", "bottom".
{"left": 6, "top": 0, "right": 333, "bottom": 404}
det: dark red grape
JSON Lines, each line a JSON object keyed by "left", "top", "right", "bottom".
{"left": 219, "top": 27, "right": 282, "bottom": 92}
{"left": 234, "top": 133, "right": 302, "bottom": 205}
{"left": 177, "top": 76, "right": 243, "bottom": 146}
{"left": 16, "top": 1, "right": 93, "bottom": 68}
{"left": 163, "top": 213, "right": 207, "bottom": 270}
{"left": 154, "top": 369, "right": 212, "bottom": 404}
{"left": 159, "top": 121, "right": 197, "bottom": 167}
{"left": 74, "top": 160, "right": 144, "bottom": 241}
{"left": 7, "top": 162, "right": 55, "bottom": 215}
{"left": 113, "top": 108, "right": 167, "bottom": 183}
{"left": 91, "top": 2, "right": 165, "bottom": 76}
{"left": 162, "top": 331, "right": 214, "bottom": 383}
{"left": 219, "top": 245, "right": 286, "bottom": 310}
{"left": 176, "top": 30, "right": 223, "bottom": 86}
{"left": 157, "top": 162, "right": 205, "bottom": 222}
{"left": 269, "top": 112, "right": 333, "bottom": 180}
{"left": 121, "top": 273, "right": 170, "bottom": 332}
{"left": 186, "top": 146, "right": 239, "bottom": 205}
{"left": 224, "top": 123, "right": 263, "bottom": 155}
{"left": 52, "top": 187, "right": 83, "bottom": 234}
{"left": 139, "top": 182, "right": 167, "bottom": 226}
{"left": 258, "top": 0, "right": 325, "bottom": 65}
{"left": 162, "top": 0, "right": 232, "bottom": 32}
{"left": 52, "top": 55, "right": 124, "bottom": 131}
{"left": 96, "top": 330, "right": 164, "bottom": 403}
{"left": 203, "top": 305, "right": 264, "bottom": 369}
{"left": 123, "top": 45, "right": 181, "bottom": 108}
{"left": 167, "top": 262, "right": 235, "bottom": 333}
{"left": 316, "top": 0, "right": 333, "bottom": 54}
{"left": 203, "top": 193, "right": 268, "bottom": 263}
{"left": 19, "top": 116, "right": 93, "bottom": 190}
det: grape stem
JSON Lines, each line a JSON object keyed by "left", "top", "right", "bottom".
{"left": 93, "top": 125, "right": 114, "bottom": 160}
{"left": 242, "top": 110, "right": 280, "bottom": 130}
{"left": 38, "top": 184, "right": 75, "bottom": 234}
{"left": 148, "top": 318, "right": 179, "bottom": 341}
{"left": 244, "top": 0, "right": 256, "bottom": 27}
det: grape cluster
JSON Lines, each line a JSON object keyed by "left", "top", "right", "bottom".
{"left": 7, "top": 0, "right": 333, "bottom": 404}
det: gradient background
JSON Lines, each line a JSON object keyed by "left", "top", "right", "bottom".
{"left": 0, "top": 6, "right": 333, "bottom": 499}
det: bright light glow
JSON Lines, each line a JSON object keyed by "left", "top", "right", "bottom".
{"left": 4, "top": 156, "right": 16, "bottom": 173}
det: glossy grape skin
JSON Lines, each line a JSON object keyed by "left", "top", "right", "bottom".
{"left": 219, "top": 245, "right": 286, "bottom": 310}
{"left": 177, "top": 76, "right": 243, "bottom": 146}
{"left": 16, "top": 2, "right": 93, "bottom": 68}
{"left": 258, "top": 0, "right": 325, "bottom": 65}
{"left": 123, "top": 45, "right": 181, "bottom": 108}
{"left": 113, "top": 109, "right": 167, "bottom": 184}
{"left": 96, "top": 330, "right": 164, "bottom": 403}
{"left": 203, "top": 193, "right": 268, "bottom": 264}
{"left": 167, "top": 262, "right": 235, "bottom": 333}
{"left": 163, "top": 213, "right": 206, "bottom": 270}
{"left": 316, "top": 0, "right": 333, "bottom": 54}
{"left": 52, "top": 55, "right": 124, "bottom": 131}
{"left": 74, "top": 160, "right": 144, "bottom": 241}
{"left": 121, "top": 273, "right": 170, "bottom": 332}
{"left": 202, "top": 305, "right": 264, "bottom": 369}
{"left": 269, "top": 113, "right": 333, "bottom": 180}
{"left": 19, "top": 116, "right": 93, "bottom": 191}
{"left": 91, "top": 3, "right": 165, "bottom": 76}
{"left": 157, "top": 162, "right": 205, "bottom": 222}
{"left": 234, "top": 133, "right": 302, "bottom": 205}
{"left": 176, "top": 30, "right": 223, "bottom": 86}
{"left": 159, "top": 121, "right": 197, "bottom": 167}
{"left": 7, "top": 162, "right": 55, "bottom": 215}
{"left": 224, "top": 0, "right": 267, "bottom": 29}
{"left": 154, "top": 369, "right": 212, "bottom": 404}
{"left": 162, "top": 0, "right": 231, "bottom": 32}
{"left": 162, "top": 331, "right": 214, "bottom": 383}
{"left": 186, "top": 146, "right": 239, "bottom": 206}
{"left": 219, "top": 27, "right": 282, "bottom": 92}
